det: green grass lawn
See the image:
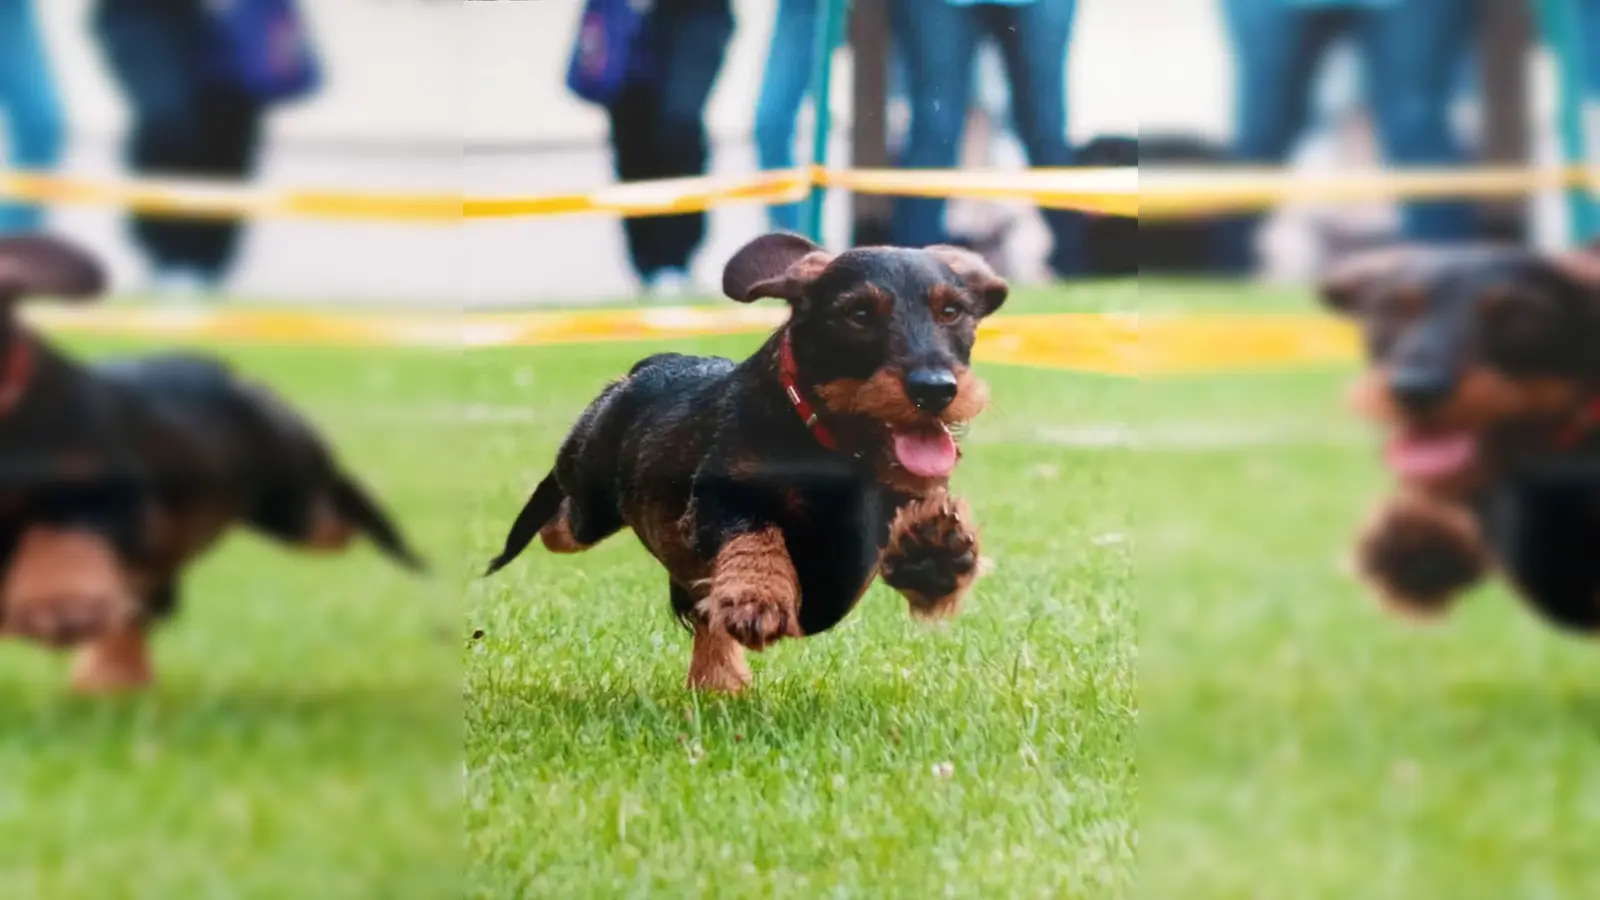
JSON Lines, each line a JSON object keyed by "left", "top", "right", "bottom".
{"left": 1131, "top": 282, "right": 1600, "bottom": 899}
{"left": 18, "top": 278, "right": 1594, "bottom": 898}
{"left": 0, "top": 340, "right": 464, "bottom": 900}
{"left": 462, "top": 331, "right": 1137, "bottom": 898}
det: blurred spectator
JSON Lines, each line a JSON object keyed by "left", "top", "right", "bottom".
{"left": 1217, "top": 0, "right": 1480, "bottom": 271}
{"left": 90, "top": 0, "right": 319, "bottom": 299}
{"left": 0, "top": 0, "right": 65, "bottom": 235}
{"left": 609, "top": 0, "right": 734, "bottom": 298}
{"left": 1580, "top": 0, "right": 1600, "bottom": 93}
{"left": 889, "top": 0, "right": 1083, "bottom": 279}
{"left": 754, "top": 0, "right": 828, "bottom": 233}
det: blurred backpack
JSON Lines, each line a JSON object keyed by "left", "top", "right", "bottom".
{"left": 1077, "top": 133, "right": 1234, "bottom": 275}
{"left": 566, "top": 0, "right": 657, "bottom": 108}
{"left": 203, "top": 0, "right": 322, "bottom": 105}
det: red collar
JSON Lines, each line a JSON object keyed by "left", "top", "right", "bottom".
{"left": 1552, "top": 395, "right": 1600, "bottom": 451}
{"left": 0, "top": 335, "right": 32, "bottom": 418}
{"left": 778, "top": 330, "right": 838, "bottom": 451}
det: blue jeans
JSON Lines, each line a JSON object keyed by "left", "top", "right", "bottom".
{"left": 608, "top": 1, "right": 734, "bottom": 280}
{"left": 755, "top": 0, "right": 821, "bottom": 232}
{"left": 889, "top": 0, "right": 1081, "bottom": 276}
{"left": 1219, "top": 0, "right": 1479, "bottom": 267}
{"left": 1580, "top": 0, "right": 1600, "bottom": 94}
{"left": 0, "top": 0, "right": 64, "bottom": 234}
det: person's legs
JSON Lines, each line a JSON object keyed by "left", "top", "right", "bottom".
{"left": 639, "top": 2, "right": 735, "bottom": 279}
{"left": 988, "top": 0, "right": 1082, "bottom": 277}
{"left": 888, "top": 0, "right": 978, "bottom": 249}
{"left": 1582, "top": 0, "right": 1600, "bottom": 95}
{"left": 0, "top": 0, "right": 66, "bottom": 234}
{"left": 178, "top": 86, "right": 264, "bottom": 284}
{"left": 91, "top": 3, "right": 206, "bottom": 277}
{"left": 754, "top": 0, "right": 819, "bottom": 232}
{"left": 1214, "top": 0, "right": 1348, "bottom": 271}
{"left": 1357, "top": 0, "right": 1481, "bottom": 242}
{"left": 607, "top": 82, "right": 667, "bottom": 282}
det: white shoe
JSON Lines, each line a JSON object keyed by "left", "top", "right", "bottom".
{"left": 149, "top": 269, "right": 211, "bottom": 303}
{"left": 644, "top": 268, "right": 692, "bottom": 301}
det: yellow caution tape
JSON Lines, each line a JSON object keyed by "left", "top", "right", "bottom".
{"left": 22, "top": 305, "right": 1366, "bottom": 376}
{"left": 7, "top": 162, "right": 1593, "bottom": 223}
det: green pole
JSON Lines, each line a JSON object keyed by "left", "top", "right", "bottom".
{"left": 801, "top": 0, "right": 848, "bottom": 243}
{"left": 1536, "top": 0, "right": 1599, "bottom": 242}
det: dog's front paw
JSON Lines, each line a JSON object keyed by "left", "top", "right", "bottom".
{"left": 703, "top": 587, "right": 801, "bottom": 651}
{"left": 1356, "top": 492, "right": 1488, "bottom": 620}
{"left": 1, "top": 529, "right": 138, "bottom": 648}
{"left": 882, "top": 491, "right": 981, "bottom": 619}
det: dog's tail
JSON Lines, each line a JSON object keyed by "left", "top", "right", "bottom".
{"left": 330, "top": 472, "right": 428, "bottom": 573}
{"left": 483, "top": 471, "right": 563, "bottom": 577}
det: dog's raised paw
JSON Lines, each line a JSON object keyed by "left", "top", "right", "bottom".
{"left": 1357, "top": 493, "right": 1488, "bottom": 619}
{"left": 1, "top": 529, "right": 138, "bottom": 648}
{"left": 882, "top": 493, "right": 980, "bottom": 618}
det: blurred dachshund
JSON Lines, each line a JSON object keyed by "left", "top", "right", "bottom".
{"left": 485, "top": 233, "right": 1005, "bottom": 692}
{"left": 0, "top": 233, "right": 424, "bottom": 692}
{"left": 1320, "top": 241, "right": 1600, "bottom": 632}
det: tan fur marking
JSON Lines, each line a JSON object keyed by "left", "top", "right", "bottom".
{"left": 1347, "top": 366, "right": 1583, "bottom": 429}
{"left": 302, "top": 495, "right": 355, "bottom": 551}
{"left": 539, "top": 499, "right": 588, "bottom": 554}
{"left": 69, "top": 624, "right": 153, "bottom": 693}
{"left": 696, "top": 527, "right": 801, "bottom": 650}
{"left": 686, "top": 624, "right": 751, "bottom": 693}
{"left": 0, "top": 527, "right": 137, "bottom": 646}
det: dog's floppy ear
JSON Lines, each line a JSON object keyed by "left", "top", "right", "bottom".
{"left": 0, "top": 234, "right": 107, "bottom": 307}
{"left": 722, "top": 232, "right": 834, "bottom": 304}
{"left": 1316, "top": 245, "right": 1418, "bottom": 316}
{"left": 925, "top": 245, "right": 1008, "bottom": 316}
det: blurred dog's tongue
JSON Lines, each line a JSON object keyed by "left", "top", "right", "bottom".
{"left": 893, "top": 425, "right": 957, "bottom": 478}
{"left": 1386, "top": 432, "right": 1474, "bottom": 478}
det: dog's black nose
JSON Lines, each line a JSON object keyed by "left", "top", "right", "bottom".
{"left": 1388, "top": 367, "right": 1454, "bottom": 412}
{"left": 906, "top": 368, "right": 959, "bottom": 413}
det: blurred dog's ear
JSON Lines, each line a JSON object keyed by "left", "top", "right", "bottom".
{"left": 0, "top": 234, "right": 106, "bottom": 307}
{"left": 1317, "top": 246, "right": 1417, "bottom": 316}
{"left": 722, "top": 232, "right": 834, "bottom": 304}
{"left": 925, "top": 245, "right": 1008, "bottom": 316}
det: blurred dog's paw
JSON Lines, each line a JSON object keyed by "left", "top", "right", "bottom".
{"left": 1356, "top": 492, "right": 1488, "bottom": 620}
{"left": 1, "top": 528, "right": 138, "bottom": 648}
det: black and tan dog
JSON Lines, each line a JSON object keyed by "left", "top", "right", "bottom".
{"left": 485, "top": 233, "right": 1004, "bottom": 692}
{"left": 0, "top": 233, "right": 424, "bottom": 692}
{"left": 1319, "top": 241, "right": 1600, "bottom": 631}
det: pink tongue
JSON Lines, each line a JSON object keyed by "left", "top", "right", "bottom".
{"left": 893, "top": 427, "right": 958, "bottom": 478}
{"left": 1386, "top": 433, "right": 1474, "bottom": 478}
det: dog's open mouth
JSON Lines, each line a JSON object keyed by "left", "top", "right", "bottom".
{"left": 1386, "top": 430, "right": 1476, "bottom": 480}
{"left": 892, "top": 421, "right": 958, "bottom": 478}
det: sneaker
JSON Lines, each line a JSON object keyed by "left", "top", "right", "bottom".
{"left": 643, "top": 268, "right": 692, "bottom": 301}
{"left": 149, "top": 268, "right": 211, "bottom": 303}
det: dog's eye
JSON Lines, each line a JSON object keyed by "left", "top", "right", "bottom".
{"left": 846, "top": 305, "right": 874, "bottom": 325}
{"left": 936, "top": 301, "right": 965, "bottom": 324}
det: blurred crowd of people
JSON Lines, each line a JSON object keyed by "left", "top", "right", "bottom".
{"left": 571, "top": 0, "right": 1082, "bottom": 298}
{"left": 0, "top": 0, "right": 318, "bottom": 297}
{"left": 572, "top": 0, "right": 1600, "bottom": 295}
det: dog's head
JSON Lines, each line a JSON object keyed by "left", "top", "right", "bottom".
{"left": 0, "top": 233, "right": 105, "bottom": 338}
{"left": 722, "top": 232, "right": 1008, "bottom": 485}
{"left": 1319, "top": 242, "right": 1600, "bottom": 495}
